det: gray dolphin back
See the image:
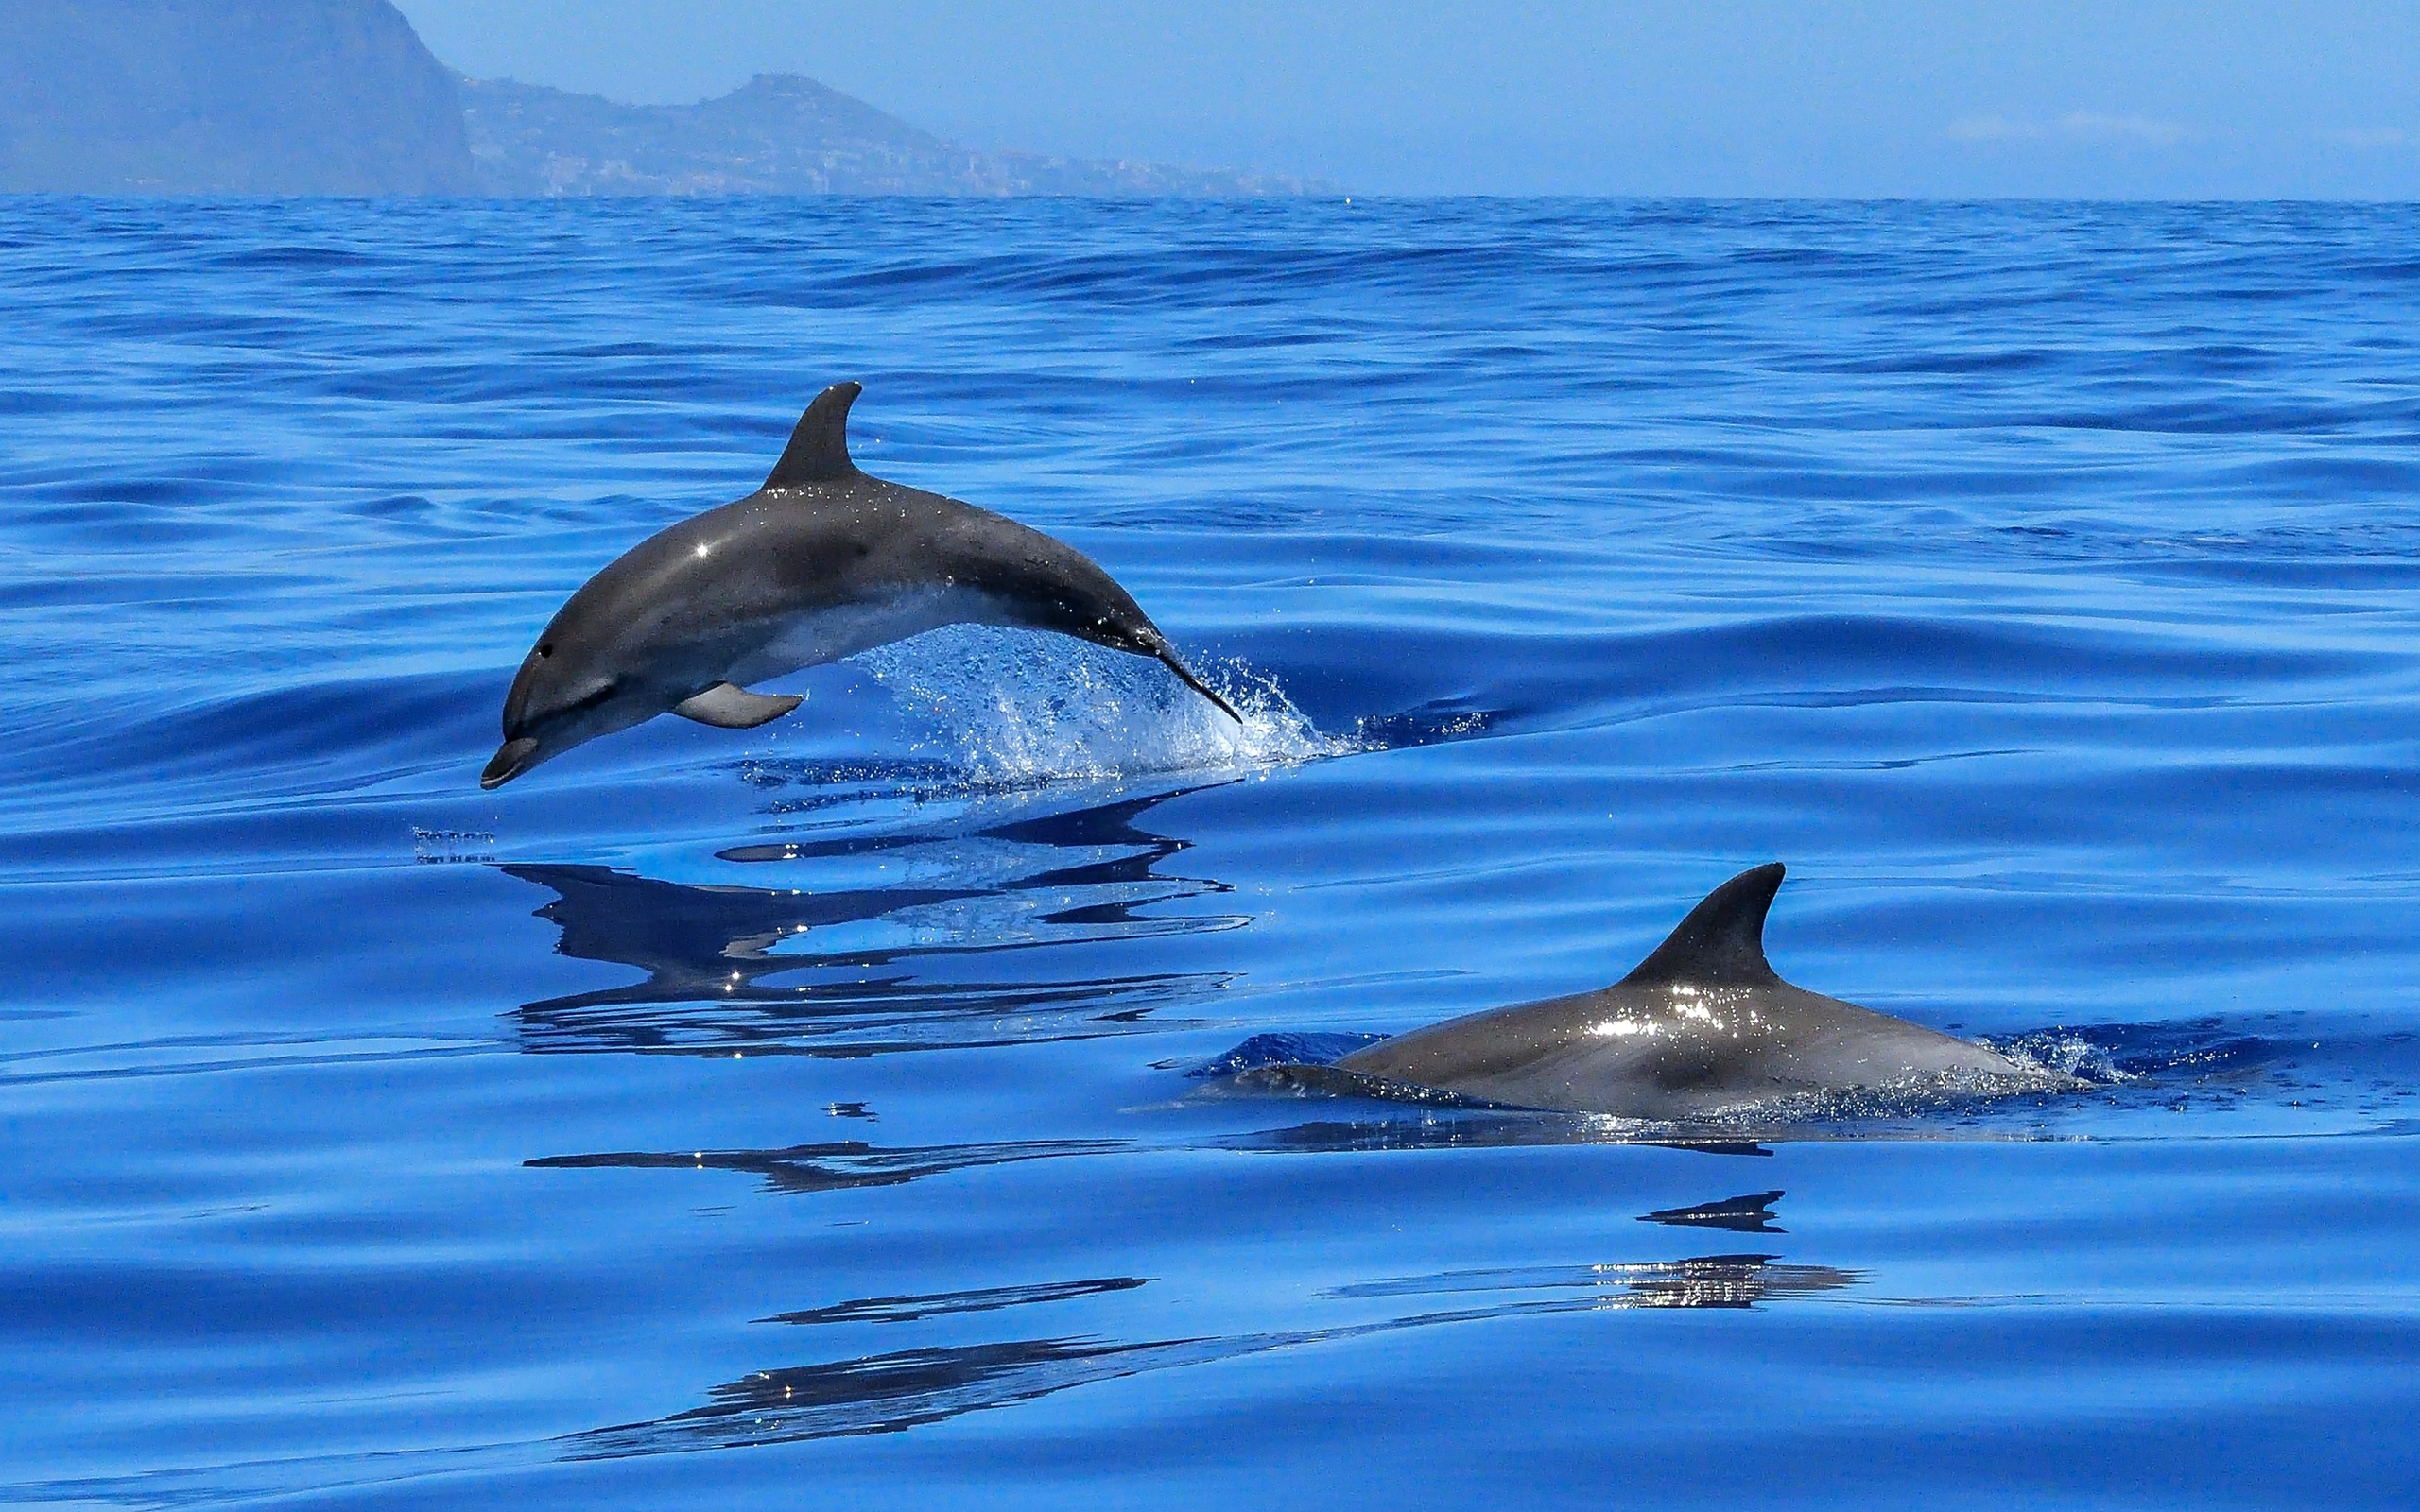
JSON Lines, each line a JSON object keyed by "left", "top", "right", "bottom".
{"left": 1334, "top": 862, "right": 2039, "bottom": 1119}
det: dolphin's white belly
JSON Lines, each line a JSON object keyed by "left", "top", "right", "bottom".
{"left": 725, "top": 585, "right": 1008, "bottom": 686}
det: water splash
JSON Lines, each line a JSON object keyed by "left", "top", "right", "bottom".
{"left": 1990, "top": 1028, "right": 2137, "bottom": 1085}
{"left": 856, "top": 627, "right": 1354, "bottom": 786}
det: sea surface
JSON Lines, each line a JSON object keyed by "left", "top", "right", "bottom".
{"left": 3, "top": 196, "right": 2416, "bottom": 1508}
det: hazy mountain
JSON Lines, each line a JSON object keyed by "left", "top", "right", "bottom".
{"left": 0, "top": 1, "right": 1324, "bottom": 198}
{"left": 0, "top": 0, "right": 474, "bottom": 195}
{"left": 458, "top": 73, "right": 1332, "bottom": 198}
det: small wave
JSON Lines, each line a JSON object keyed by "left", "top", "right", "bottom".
{"left": 1350, "top": 698, "right": 1505, "bottom": 751}
{"left": 854, "top": 627, "right": 1355, "bottom": 785}
{"left": 1989, "top": 1028, "right": 2137, "bottom": 1085}
{"left": 1184, "top": 1031, "right": 1392, "bottom": 1077}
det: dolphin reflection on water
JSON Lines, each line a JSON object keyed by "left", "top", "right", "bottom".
{"left": 503, "top": 785, "right": 1242, "bottom": 1057}
{"left": 567, "top": 1250, "right": 1861, "bottom": 1457}
{"left": 484, "top": 381, "right": 1236, "bottom": 789}
{"left": 554, "top": 1188, "right": 1858, "bottom": 1459}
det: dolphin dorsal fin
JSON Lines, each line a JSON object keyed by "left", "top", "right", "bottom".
{"left": 1618, "top": 863, "right": 1788, "bottom": 987}
{"left": 763, "top": 381, "right": 863, "bottom": 489}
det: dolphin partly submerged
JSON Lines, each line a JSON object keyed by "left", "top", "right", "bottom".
{"left": 482, "top": 382, "right": 1238, "bottom": 789}
{"left": 1329, "top": 863, "right": 2050, "bottom": 1119}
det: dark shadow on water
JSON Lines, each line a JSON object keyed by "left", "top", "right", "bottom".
{"left": 505, "top": 785, "right": 1245, "bottom": 1057}
{"left": 565, "top": 1251, "right": 1859, "bottom": 1459}
{"left": 525, "top": 1119, "right": 1771, "bottom": 1208}
{"left": 762, "top": 1277, "right": 1152, "bottom": 1327}
{"left": 714, "top": 781, "right": 1222, "bottom": 917}
{"left": 567, "top": 1335, "right": 1236, "bottom": 1457}
{"left": 1641, "top": 1191, "right": 1789, "bottom": 1234}
{"left": 1322, "top": 1251, "right": 1858, "bottom": 1307}
{"left": 526, "top": 1138, "right": 1127, "bottom": 1196}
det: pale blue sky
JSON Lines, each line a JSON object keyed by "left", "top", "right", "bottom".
{"left": 395, "top": 1, "right": 2420, "bottom": 198}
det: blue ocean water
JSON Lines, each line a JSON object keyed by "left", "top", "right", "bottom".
{"left": 3, "top": 195, "right": 2417, "bottom": 1507}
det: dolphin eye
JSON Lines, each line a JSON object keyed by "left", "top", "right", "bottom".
{"left": 536, "top": 644, "right": 554, "bottom": 659}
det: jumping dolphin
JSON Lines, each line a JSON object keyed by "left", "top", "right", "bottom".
{"left": 1330, "top": 864, "right": 2048, "bottom": 1119}
{"left": 482, "top": 382, "right": 1238, "bottom": 789}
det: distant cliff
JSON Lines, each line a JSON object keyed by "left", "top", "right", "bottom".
{"left": 0, "top": 0, "right": 474, "bottom": 195}
{"left": 458, "top": 73, "right": 1331, "bottom": 198}
{"left": 0, "top": 3, "right": 1322, "bottom": 199}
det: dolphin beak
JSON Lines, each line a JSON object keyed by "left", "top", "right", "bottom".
{"left": 480, "top": 736, "right": 541, "bottom": 790}
{"left": 1157, "top": 648, "right": 1242, "bottom": 723}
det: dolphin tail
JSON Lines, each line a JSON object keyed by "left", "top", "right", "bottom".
{"left": 1156, "top": 647, "right": 1242, "bottom": 723}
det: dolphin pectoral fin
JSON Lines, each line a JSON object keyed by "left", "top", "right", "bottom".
{"left": 672, "top": 684, "right": 804, "bottom": 729}
{"left": 1157, "top": 648, "right": 1242, "bottom": 723}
